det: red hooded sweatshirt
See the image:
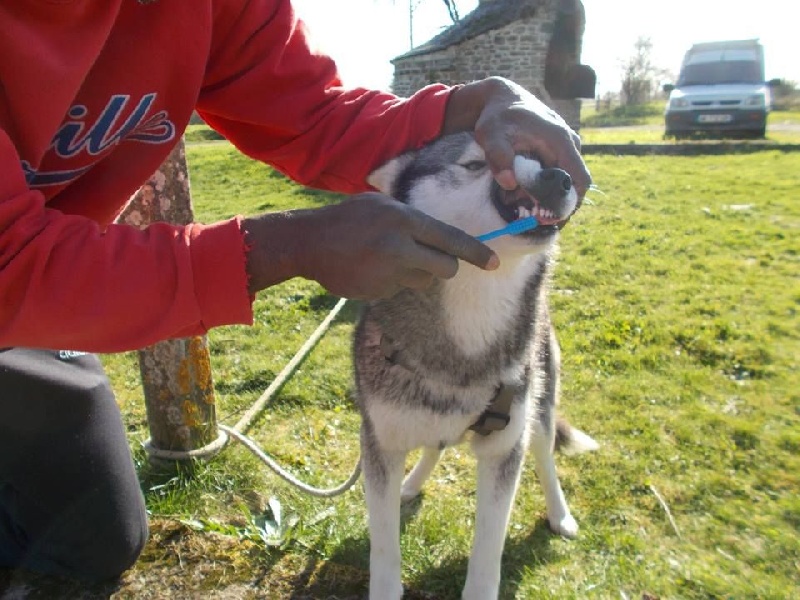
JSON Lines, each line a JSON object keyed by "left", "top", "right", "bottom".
{"left": 0, "top": 0, "right": 453, "bottom": 353}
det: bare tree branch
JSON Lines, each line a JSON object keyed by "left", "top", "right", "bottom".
{"left": 442, "top": 0, "right": 460, "bottom": 22}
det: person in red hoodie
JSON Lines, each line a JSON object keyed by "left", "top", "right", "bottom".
{"left": 0, "top": 0, "right": 591, "bottom": 583}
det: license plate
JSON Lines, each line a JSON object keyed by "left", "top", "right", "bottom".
{"left": 698, "top": 114, "right": 733, "bottom": 123}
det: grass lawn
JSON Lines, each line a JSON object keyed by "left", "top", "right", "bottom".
{"left": 579, "top": 102, "right": 800, "bottom": 145}
{"left": 45, "top": 139, "right": 800, "bottom": 599}
{"left": 580, "top": 122, "right": 800, "bottom": 145}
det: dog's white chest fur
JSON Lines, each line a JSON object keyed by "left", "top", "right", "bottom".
{"left": 441, "top": 255, "right": 544, "bottom": 357}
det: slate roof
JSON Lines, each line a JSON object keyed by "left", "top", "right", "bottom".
{"left": 393, "top": 0, "right": 541, "bottom": 61}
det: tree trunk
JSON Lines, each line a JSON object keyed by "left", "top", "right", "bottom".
{"left": 117, "top": 139, "right": 220, "bottom": 459}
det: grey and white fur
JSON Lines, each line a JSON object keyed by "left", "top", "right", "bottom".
{"left": 355, "top": 132, "right": 598, "bottom": 600}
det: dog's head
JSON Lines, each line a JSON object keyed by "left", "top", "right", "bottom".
{"left": 367, "top": 132, "right": 579, "bottom": 259}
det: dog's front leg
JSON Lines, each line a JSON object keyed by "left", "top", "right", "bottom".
{"left": 361, "top": 430, "right": 407, "bottom": 600}
{"left": 463, "top": 436, "right": 525, "bottom": 600}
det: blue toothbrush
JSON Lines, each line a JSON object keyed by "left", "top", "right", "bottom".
{"left": 476, "top": 216, "right": 539, "bottom": 242}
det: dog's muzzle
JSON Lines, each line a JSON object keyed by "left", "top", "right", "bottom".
{"left": 491, "top": 157, "right": 579, "bottom": 231}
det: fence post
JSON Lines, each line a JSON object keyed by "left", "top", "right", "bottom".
{"left": 117, "top": 138, "right": 225, "bottom": 463}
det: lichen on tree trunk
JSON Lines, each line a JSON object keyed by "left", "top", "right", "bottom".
{"left": 118, "top": 139, "right": 219, "bottom": 455}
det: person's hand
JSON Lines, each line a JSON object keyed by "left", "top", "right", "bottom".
{"left": 242, "top": 193, "right": 499, "bottom": 299}
{"left": 442, "top": 76, "right": 592, "bottom": 199}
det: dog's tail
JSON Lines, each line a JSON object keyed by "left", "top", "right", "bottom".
{"left": 554, "top": 417, "right": 599, "bottom": 455}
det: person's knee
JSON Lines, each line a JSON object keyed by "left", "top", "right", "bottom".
{"left": 69, "top": 507, "right": 149, "bottom": 582}
{"left": 20, "top": 483, "right": 151, "bottom": 582}
{"left": 0, "top": 348, "right": 149, "bottom": 582}
{"left": 96, "top": 513, "right": 149, "bottom": 581}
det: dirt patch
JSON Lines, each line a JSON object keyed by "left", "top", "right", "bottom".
{"left": 0, "top": 518, "right": 415, "bottom": 600}
{"left": 0, "top": 520, "right": 324, "bottom": 600}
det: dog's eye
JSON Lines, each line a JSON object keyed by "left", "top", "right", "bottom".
{"left": 461, "top": 160, "right": 487, "bottom": 172}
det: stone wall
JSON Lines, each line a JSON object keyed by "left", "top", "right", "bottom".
{"left": 391, "top": 0, "right": 582, "bottom": 129}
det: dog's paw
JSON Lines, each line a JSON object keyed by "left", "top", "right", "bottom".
{"left": 368, "top": 577, "right": 403, "bottom": 600}
{"left": 462, "top": 578, "right": 500, "bottom": 600}
{"left": 547, "top": 512, "right": 579, "bottom": 539}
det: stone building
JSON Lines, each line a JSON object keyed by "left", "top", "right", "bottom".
{"left": 390, "top": 0, "right": 595, "bottom": 129}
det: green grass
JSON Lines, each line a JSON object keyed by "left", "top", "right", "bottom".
{"left": 770, "top": 108, "right": 800, "bottom": 125}
{"left": 580, "top": 102, "right": 664, "bottom": 128}
{"left": 580, "top": 122, "right": 800, "bottom": 145}
{"left": 580, "top": 102, "right": 800, "bottom": 144}
{"left": 579, "top": 126, "right": 667, "bottom": 145}
{"left": 184, "top": 123, "right": 225, "bottom": 143}
{"left": 96, "top": 140, "right": 800, "bottom": 599}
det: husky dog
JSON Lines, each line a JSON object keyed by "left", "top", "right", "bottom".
{"left": 353, "top": 132, "right": 598, "bottom": 600}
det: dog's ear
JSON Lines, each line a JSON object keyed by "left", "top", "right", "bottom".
{"left": 367, "top": 153, "right": 414, "bottom": 195}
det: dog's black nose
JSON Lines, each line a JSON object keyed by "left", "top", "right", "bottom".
{"left": 539, "top": 168, "right": 573, "bottom": 194}
{"left": 529, "top": 168, "right": 573, "bottom": 208}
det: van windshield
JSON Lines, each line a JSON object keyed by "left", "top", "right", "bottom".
{"left": 678, "top": 61, "right": 763, "bottom": 86}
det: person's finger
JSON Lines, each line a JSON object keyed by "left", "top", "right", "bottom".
{"left": 399, "top": 241, "right": 460, "bottom": 280}
{"left": 485, "top": 125, "right": 591, "bottom": 200}
{"left": 522, "top": 124, "right": 591, "bottom": 198}
{"left": 475, "top": 125, "right": 518, "bottom": 190}
{"left": 398, "top": 268, "right": 437, "bottom": 291}
{"left": 407, "top": 210, "right": 499, "bottom": 271}
{"left": 571, "top": 128, "right": 582, "bottom": 152}
{"left": 554, "top": 137, "right": 592, "bottom": 199}
{"left": 478, "top": 116, "right": 573, "bottom": 190}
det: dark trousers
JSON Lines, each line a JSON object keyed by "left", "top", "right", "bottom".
{"left": 0, "top": 348, "right": 148, "bottom": 582}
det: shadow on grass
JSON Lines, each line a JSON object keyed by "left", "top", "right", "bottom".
{"left": 289, "top": 511, "right": 560, "bottom": 600}
{"left": 213, "top": 368, "right": 280, "bottom": 396}
{"left": 0, "top": 505, "right": 562, "bottom": 599}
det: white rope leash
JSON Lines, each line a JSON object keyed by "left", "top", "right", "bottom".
{"left": 144, "top": 297, "right": 362, "bottom": 498}
{"left": 234, "top": 297, "right": 349, "bottom": 433}
{"left": 145, "top": 431, "right": 228, "bottom": 462}
{"left": 219, "top": 424, "right": 362, "bottom": 498}
{"left": 222, "top": 297, "right": 362, "bottom": 497}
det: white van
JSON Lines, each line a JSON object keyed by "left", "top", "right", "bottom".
{"left": 663, "top": 39, "right": 776, "bottom": 138}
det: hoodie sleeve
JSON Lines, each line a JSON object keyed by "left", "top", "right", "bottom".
{"left": 197, "top": 0, "right": 454, "bottom": 193}
{"left": 0, "top": 0, "right": 455, "bottom": 353}
{"left": 0, "top": 129, "right": 253, "bottom": 353}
